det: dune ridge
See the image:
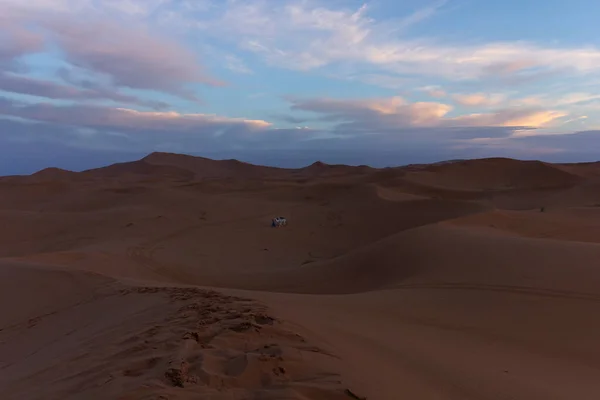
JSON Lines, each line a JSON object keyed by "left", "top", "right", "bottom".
{"left": 2, "top": 153, "right": 600, "bottom": 399}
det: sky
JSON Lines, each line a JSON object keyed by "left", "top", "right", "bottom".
{"left": 2, "top": 0, "right": 600, "bottom": 174}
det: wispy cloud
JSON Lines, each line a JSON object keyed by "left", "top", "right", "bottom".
{"left": 390, "top": 0, "right": 448, "bottom": 32}
{"left": 189, "top": 1, "right": 600, "bottom": 83}
{"left": 224, "top": 54, "right": 253, "bottom": 74}
{"left": 451, "top": 109, "right": 567, "bottom": 128}
{"left": 289, "top": 96, "right": 451, "bottom": 128}
{"left": 287, "top": 95, "right": 566, "bottom": 130}
{"left": 0, "top": 97, "right": 270, "bottom": 132}
{"left": 511, "top": 92, "right": 600, "bottom": 108}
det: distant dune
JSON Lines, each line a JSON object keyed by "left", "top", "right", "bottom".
{"left": 31, "top": 167, "right": 78, "bottom": 180}
{"left": 2, "top": 153, "right": 600, "bottom": 399}
{"left": 142, "top": 151, "right": 293, "bottom": 179}
{"left": 402, "top": 158, "right": 581, "bottom": 191}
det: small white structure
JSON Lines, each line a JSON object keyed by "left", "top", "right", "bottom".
{"left": 272, "top": 216, "right": 287, "bottom": 227}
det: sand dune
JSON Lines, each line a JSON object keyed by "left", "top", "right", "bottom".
{"left": 141, "top": 152, "right": 293, "bottom": 180}
{"left": 446, "top": 207, "right": 600, "bottom": 243}
{"left": 31, "top": 167, "right": 80, "bottom": 181}
{"left": 555, "top": 161, "right": 600, "bottom": 178}
{"left": 402, "top": 158, "right": 582, "bottom": 191}
{"left": 0, "top": 262, "right": 347, "bottom": 399}
{"left": 2, "top": 153, "right": 600, "bottom": 399}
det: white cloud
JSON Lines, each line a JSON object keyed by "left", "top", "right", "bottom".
{"left": 188, "top": 1, "right": 600, "bottom": 83}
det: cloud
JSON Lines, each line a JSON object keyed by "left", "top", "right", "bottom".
{"left": 44, "top": 19, "right": 222, "bottom": 99}
{"left": 512, "top": 92, "right": 600, "bottom": 108}
{"left": 1, "top": 0, "right": 222, "bottom": 101}
{"left": 0, "top": 97, "right": 270, "bottom": 134}
{"left": 289, "top": 96, "right": 451, "bottom": 121}
{"left": 224, "top": 54, "right": 253, "bottom": 74}
{"left": 287, "top": 95, "right": 565, "bottom": 130}
{"left": 420, "top": 86, "right": 447, "bottom": 98}
{"left": 452, "top": 93, "right": 507, "bottom": 107}
{"left": 391, "top": 0, "right": 448, "bottom": 31}
{"left": 0, "top": 93, "right": 520, "bottom": 160}
{"left": 0, "top": 88, "right": 571, "bottom": 162}
{"left": 0, "top": 113, "right": 516, "bottom": 173}
{"left": 0, "top": 95, "right": 303, "bottom": 157}
{"left": 0, "top": 72, "right": 169, "bottom": 109}
{"left": 0, "top": 23, "right": 45, "bottom": 71}
{"left": 192, "top": 1, "right": 600, "bottom": 83}
{"left": 271, "top": 114, "right": 311, "bottom": 124}
{"left": 289, "top": 96, "right": 454, "bottom": 134}
{"left": 1, "top": 104, "right": 597, "bottom": 173}
{"left": 4, "top": 112, "right": 600, "bottom": 174}
{"left": 5, "top": 119, "right": 599, "bottom": 176}
{"left": 0, "top": 97, "right": 324, "bottom": 158}
{"left": 450, "top": 110, "right": 567, "bottom": 128}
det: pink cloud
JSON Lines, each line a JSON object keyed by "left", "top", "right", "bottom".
{"left": 43, "top": 18, "right": 223, "bottom": 99}
{"left": 450, "top": 110, "right": 567, "bottom": 128}
{"left": 452, "top": 93, "right": 507, "bottom": 107}
{"left": 0, "top": 23, "right": 45, "bottom": 69}
{"left": 288, "top": 96, "right": 566, "bottom": 130}
{"left": 2, "top": 1, "right": 223, "bottom": 100}
{"left": 0, "top": 98, "right": 270, "bottom": 133}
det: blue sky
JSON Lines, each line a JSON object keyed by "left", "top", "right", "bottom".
{"left": 2, "top": 0, "right": 600, "bottom": 174}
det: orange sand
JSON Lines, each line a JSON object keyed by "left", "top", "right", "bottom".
{"left": 2, "top": 153, "right": 600, "bottom": 399}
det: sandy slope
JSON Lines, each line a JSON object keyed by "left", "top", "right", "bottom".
{"left": 2, "top": 153, "right": 600, "bottom": 399}
{"left": 242, "top": 224, "right": 600, "bottom": 399}
{"left": 446, "top": 207, "right": 600, "bottom": 243}
{"left": 0, "top": 262, "right": 348, "bottom": 399}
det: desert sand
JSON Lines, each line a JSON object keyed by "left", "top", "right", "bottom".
{"left": 2, "top": 153, "right": 600, "bottom": 399}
